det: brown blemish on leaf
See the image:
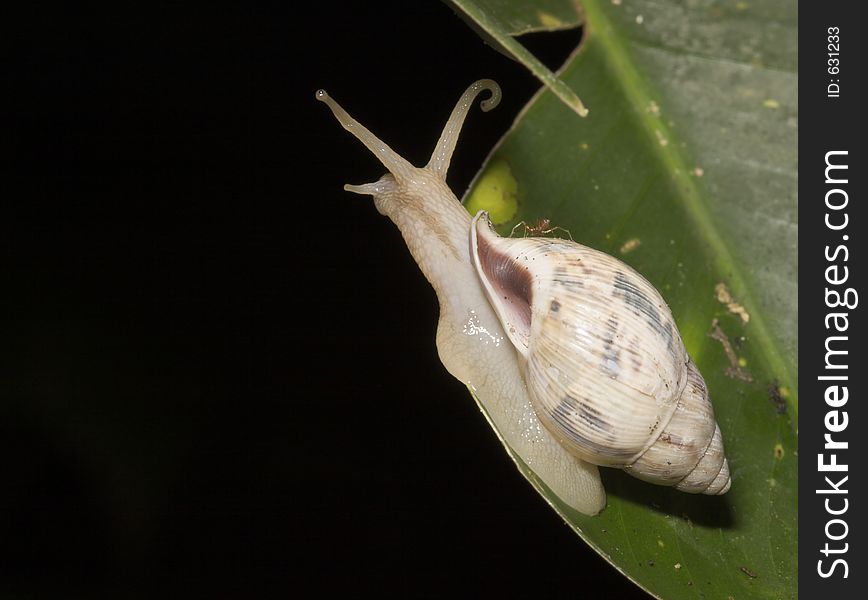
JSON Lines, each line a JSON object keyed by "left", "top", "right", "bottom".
{"left": 715, "top": 282, "right": 750, "bottom": 324}
{"left": 740, "top": 566, "right": 757, "bottom": 578}
{"left": 774, "top": 443, "right": 784, "bottom": 460}
{"left": 708, "top": 319, "right": 753, "bottom": 382}
{"left": 768, "top": 380, "right": 787, "bottom": 414}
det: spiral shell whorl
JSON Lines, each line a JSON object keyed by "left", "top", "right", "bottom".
{"left": 627, "top": 360, "right": 731, "bottom": 495}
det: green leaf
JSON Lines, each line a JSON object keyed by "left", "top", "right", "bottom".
{"left": 448, "top": 0, "right": 590, "bottom": 115}
{"left": 448, "top": 0, "right": 583, "bottom": 34}
{"left": 457, "top": 0, "right": 797, "bottom": 598}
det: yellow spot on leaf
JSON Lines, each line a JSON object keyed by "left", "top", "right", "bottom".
{"left": 657, "top": 539, "right": 665, "bottom": 548}
{"left": 580, "top": 142, "right": 589, "bottom": 151}
{"left": 774, "top": 443, "right": 784, "bottom": 460}
{"left": 655, "top": 130, "right": 668, "bottom": 146}
{"left": 736, "top": 2, "right": 750, "bottom": 10}
{"left": 537, "top": 11, "right": 564, "bottom": 28}
{"left": 464, "top": 159, "right": 519, "bottom": 225}
{"left": 674, "top": 563, "right": 682, "bottom": 570}
{"left": 738, "top": 357, "right": 748, "bottom": 368}
{"left": 763, "top": 98, "right": 780, "bottom": 109}
{"left": 620, "top": 238, "right": 641, "bottom": 254}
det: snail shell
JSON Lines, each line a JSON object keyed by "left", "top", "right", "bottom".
{"left": 472, "top": 213, "right": 730, "bottom": 494}
{"left": 317, "top": 79, "right": 730, "bottom": 515}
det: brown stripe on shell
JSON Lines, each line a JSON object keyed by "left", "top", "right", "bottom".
{"left": 612, "top": 270, "right": 676, "bottom": 353}
{"left": 553, "top": 264, "right": 584, "bottom": 289}
{"left": 550, "top": 394, "right": 634, "bottom": 459}
{"left": 601, "top": 316, "right": 622, "bottom": 378}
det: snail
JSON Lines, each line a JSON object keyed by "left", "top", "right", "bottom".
{"left": 316, "top": 80, "right": 730, "bottom": 516}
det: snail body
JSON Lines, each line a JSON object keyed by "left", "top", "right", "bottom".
{"left": 317, "top": 80, "right": 729, "bottom": 515}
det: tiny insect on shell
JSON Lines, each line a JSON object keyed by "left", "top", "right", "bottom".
{"left": 316, "top": 80, "right": 730, "bottom": 516}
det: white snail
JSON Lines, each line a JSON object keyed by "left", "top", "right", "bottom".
{"left": 317, "top": 80, "right": 730, "bottom": 516}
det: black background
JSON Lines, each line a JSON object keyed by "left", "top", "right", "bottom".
{"left": 5, "top": 2, "right": 647, "bottom": 597}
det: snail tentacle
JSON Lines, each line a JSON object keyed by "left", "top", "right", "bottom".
{"left": 316, "top": 89, "right": 416, "bottom": 183}
{"left": 426, "top": 79, "right": 501, "bottom": 179}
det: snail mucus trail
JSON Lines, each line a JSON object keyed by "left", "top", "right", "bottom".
{"left": 316, "top": 80, "right": 730, "bottom": 516}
